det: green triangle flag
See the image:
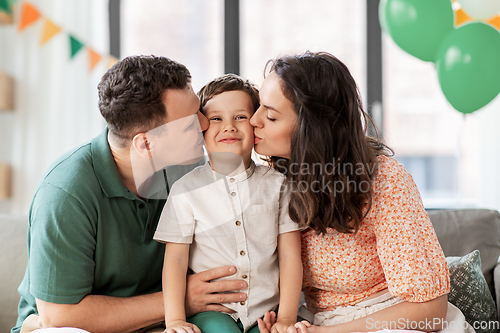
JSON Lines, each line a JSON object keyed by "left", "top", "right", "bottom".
{"left": 69, "top": 35, "right": 84, "bottom": 59}
{"left": 0, "top": 0, "right": 12, "bottom": 14}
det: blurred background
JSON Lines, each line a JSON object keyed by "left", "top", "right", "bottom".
{"left": 0, "top": 0, "right": 499, "bottom": 216}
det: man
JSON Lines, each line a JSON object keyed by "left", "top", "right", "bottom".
{"left": 12, "top": 55, "right": 247, "bottom": 333}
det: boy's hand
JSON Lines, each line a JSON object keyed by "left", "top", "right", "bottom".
{"left": 164, "top": 319, "right": 201, "bottom": 333}
{"left": 271, "top": 319, "right": 299, "bottom": 333}
{"left": 294, "top": 320, "right": 313, "bottom": 333}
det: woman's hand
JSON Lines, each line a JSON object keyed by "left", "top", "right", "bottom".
{"left": 257, "top": 311, "right": 277, "bottom": 333}
{"left": 184, "top": 265, "right": 247, "bottom": 317}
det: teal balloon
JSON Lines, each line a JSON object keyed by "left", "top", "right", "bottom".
{"left": 381, "top": 0, "right": 454, "bottom": 62}
{"left": 435, "top": 22, "right": 500, "bottom": 114}
{"left": 378, "top": 0, "right": 388, "bottom": 33}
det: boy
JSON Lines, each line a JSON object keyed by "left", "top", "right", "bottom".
{"left": 154, "top": 74, "right": 302, "bottom": 333}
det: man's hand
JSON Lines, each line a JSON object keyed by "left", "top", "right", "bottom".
{"left": 185, "top": 265, "right": 247, "bottom": 317}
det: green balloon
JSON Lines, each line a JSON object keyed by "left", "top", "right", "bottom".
{"left": 381, "top": 0, "right": 454, "bottom": 62}
{"left": 378, "top": 0, "right": 388, "bottom": 33}
{"left": 435, "top": 22, "right": 500, "bottom": 114}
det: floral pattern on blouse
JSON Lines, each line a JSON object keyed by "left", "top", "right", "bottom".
{"left": 301, "top": 155, "right": 450, "bottom": 313}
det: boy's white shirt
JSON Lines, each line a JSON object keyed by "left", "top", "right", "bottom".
{"left": 154, "top": 160, "right": 299, "bottom": 331}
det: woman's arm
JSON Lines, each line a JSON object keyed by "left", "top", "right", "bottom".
{"left": 272, "top": 230, "right": 303, "bottom": 333}
{"left": 163, "top": 242, "right": 200, "bottom": 333}
{"left": 295, "top": 294, "right": 448, "bottom": 333}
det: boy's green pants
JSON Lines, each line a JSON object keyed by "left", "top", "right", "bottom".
{"left": 188, "top": 311, "right": 261, "bottom": 333}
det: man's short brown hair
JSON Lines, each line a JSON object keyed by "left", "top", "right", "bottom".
{"left": 98, "top": 55, "right": 191, "bottom": 146}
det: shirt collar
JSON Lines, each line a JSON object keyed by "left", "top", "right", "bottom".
{"left": 139, "top": 162, "right": 206, "bottom": 200}
{"left": 203, "top": 159, "right": 256, "bottom": 184}
{"left": 91, "top": 127, "right": 136, "bottom": 199}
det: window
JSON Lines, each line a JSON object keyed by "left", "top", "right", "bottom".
{"left": 121, "top": 0, "right": 224, "bottom": 91}
{"left": 240, "top": 0, "right": 366, "bottom": 94}
{"left": 382, "top": 35, "right": 480, "bottom": 208}
{"left": 120, "top": 1, "right": 493, "bottom": 210}
{"left": 396, "top": 156, "right": 459, "bottom": 207}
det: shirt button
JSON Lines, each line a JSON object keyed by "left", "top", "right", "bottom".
{"left": 231, "top": 192, "right": 237, "bottom": 197}
{"left": 139, "top": 203, "right": 145, "bottom": 209}
{"left": 240, "top": 250, "right": 246, "bottom": 256}
{"left": 230, "top": 178, "right": 235, "bottom": 183}
{"left": 242, "top": 274, "right": 248, "bottom": 279}
{"left": 235, "top": 221, "right": 241, "bottom": 226}
{"left": 240, "top": 301, "right": 246, "bottom": 305}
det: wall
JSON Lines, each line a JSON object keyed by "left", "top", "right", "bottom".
{"left": 0, "top": 0, "right": 108, "bottom": 215}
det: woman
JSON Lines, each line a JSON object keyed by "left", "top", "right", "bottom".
{"left": 250, "top": 51, "right": 472, "bottom": 333}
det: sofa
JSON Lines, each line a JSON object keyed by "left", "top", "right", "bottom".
{"left": 1, "top": 214, "right": 28, "bottom": 333}
{"left": 1, "top": 209, "right": 500, "bottom": 333}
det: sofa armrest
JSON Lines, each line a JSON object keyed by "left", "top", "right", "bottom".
{"left": 428, "top": 209, "right": 500, "bottom": 299}
{"left": 493, "top": 263, "right": 500, "bottom": 321}
{"left": 0, "top": 215, "right": 28, "bottom": 332}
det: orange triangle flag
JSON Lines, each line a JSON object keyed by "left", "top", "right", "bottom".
{"left": 485, "top": 15, "right": 500, "bottom": 32}
{"left": 87, "top": 48, "right": 102, "bottom": 72}
{"left": 40, "top": 18, "right": 62, "bottom": 45}
{"left": 454, "top": 8, "right": 474, "bottom": 27}
{"left": 18, "top": 2, "right": 41, "bottom": 31}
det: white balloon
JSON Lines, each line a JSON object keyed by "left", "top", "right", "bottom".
{"left": 458, "top": 0, "right": 500, "bottom": 19}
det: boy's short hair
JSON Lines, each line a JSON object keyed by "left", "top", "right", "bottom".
{"left": 198, "top": 73, "right": 259, "bottom": 113}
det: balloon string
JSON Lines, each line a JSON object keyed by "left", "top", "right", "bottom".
{"left": 456, "top": 113, "right": 467, "bottom": 208}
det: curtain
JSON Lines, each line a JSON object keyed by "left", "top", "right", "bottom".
{"left": 0, "top": 0, "right": 108, "bottom": 215}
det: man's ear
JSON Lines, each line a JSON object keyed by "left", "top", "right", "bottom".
{"left": 132, "top": 133, "right": 152, "bottom": 159}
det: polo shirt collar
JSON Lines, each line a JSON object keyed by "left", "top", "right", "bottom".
{"left": 138, "top": 168, "right": 169, "bottom": 200}
{"left": 91, "top": 127, "right": 136, "bottom": 199}
{"left": 204, "top": 160, "right": 256, "bottom": 184}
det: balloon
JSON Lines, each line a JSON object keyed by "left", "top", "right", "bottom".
{"left": 458, "top": 0, "right": 500, "bottom": 20}
{"left": 380, "top": 0, "right": 454, "bottom": 62}
{"left": 435, "top": 22, "right": 500, "bottom": 114}
{"left": 378, "top": 0, "right": 389, "bottom": 33}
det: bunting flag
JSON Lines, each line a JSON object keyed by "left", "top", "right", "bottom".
{"left": 87, "top": 47, "right": 102, "bottom": 72}
{"left": 40, "top": 18, "right": 61, "bottom": 45}
{"left": 455, "top": 8, "right": 474, "bottom": 27}
{"left": 0, "top": 11, "right": 13, "bottom": 25}
{"left": 14, "top": 1, "right": 119, "bottom": 72}
{"left": 69, "top": 34, "right": 84, "bottom": 58}
{"left": 453, "top": 2, "right": 500, "bottom": 32}
{"left": 18, "top": 1, "right": 40, "bottom": 31}
{"left": 485, "top": 15, "right": 500, "bottom": 31}
{"left": 0, "top": 0, "right": 12, "bottom": 14}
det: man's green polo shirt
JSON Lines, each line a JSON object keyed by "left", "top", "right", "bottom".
{"left": 13, "top": 128, "right": 200, "bottom": 333}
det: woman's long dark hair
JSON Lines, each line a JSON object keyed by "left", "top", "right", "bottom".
{"left": 267, "top": 51, "right": 392, "bottom": 236}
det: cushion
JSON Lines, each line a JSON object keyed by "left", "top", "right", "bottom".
{"left": 447, "top": 250, "right": 497, "bottom": 333}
